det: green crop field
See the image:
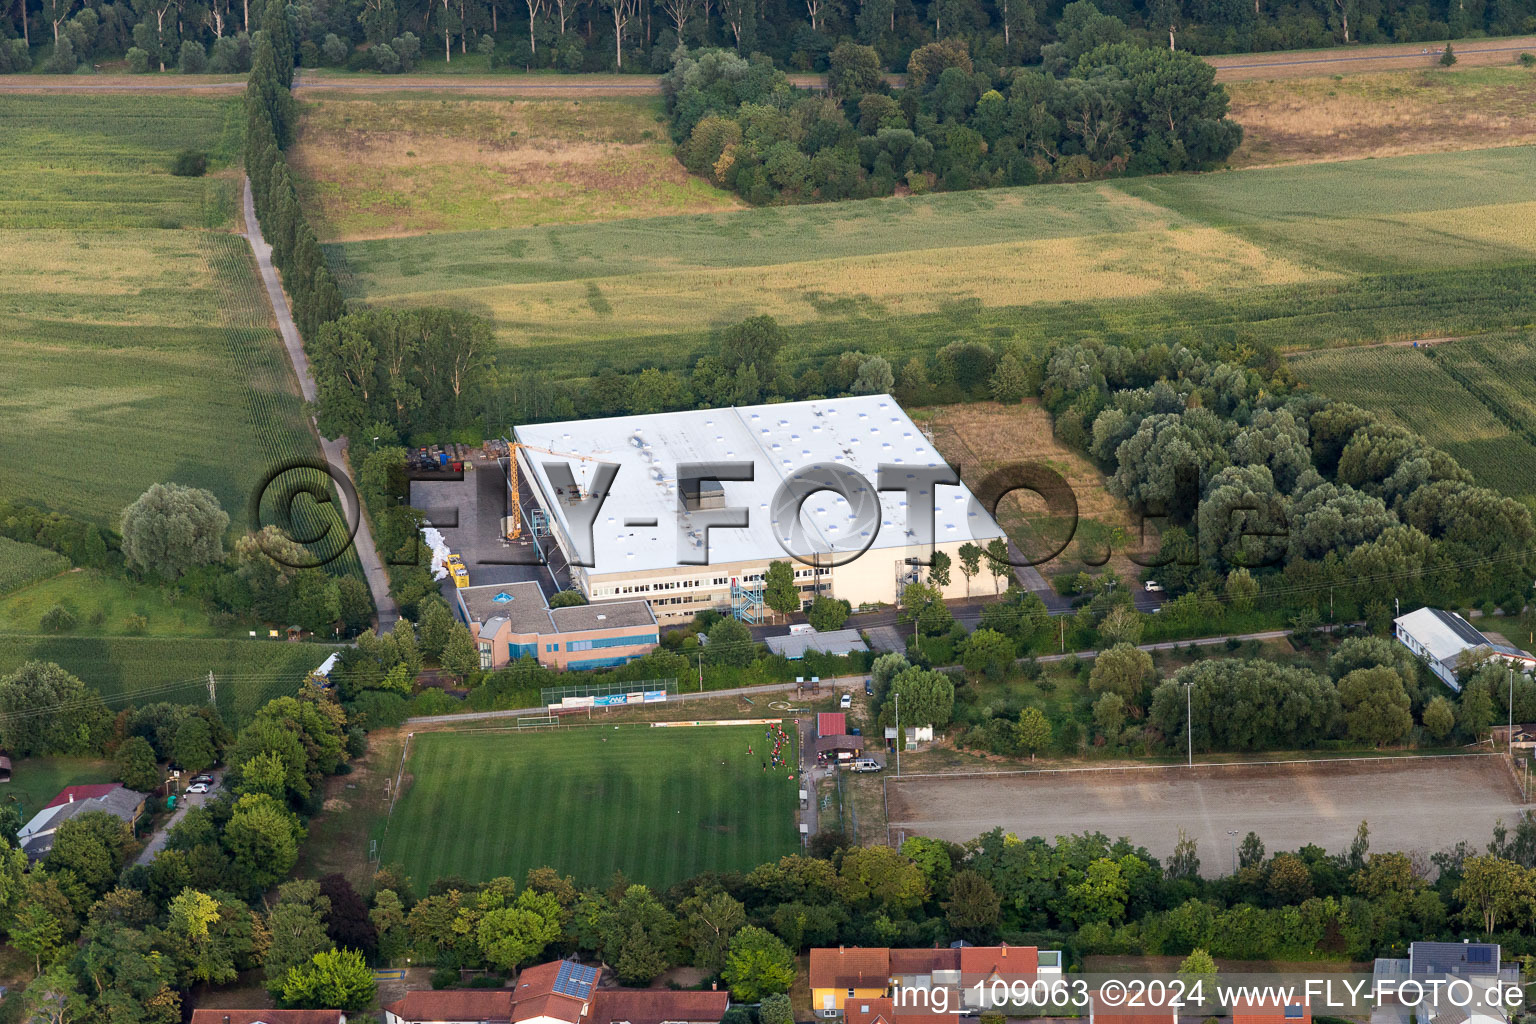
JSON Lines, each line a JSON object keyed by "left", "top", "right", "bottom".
{"left": 1, "top": 93, "right": 353, "bottom": 565}
{"left": 0, "top": 538, "right": 70, "bottom": 598}
{"left": 0, "top": 94, "right": 243, "bottom": 230}
{"left": 382, "top": 724, "right": 801, "bottom": 888}
{"left": 0, "top": 634, "right": 342, "bottom": 728}
{"left": 324, "top": 145, "right": 1536, "bottom": 384}
{"left": 1290, "top": 337, "right": 1536, "bottom": 502}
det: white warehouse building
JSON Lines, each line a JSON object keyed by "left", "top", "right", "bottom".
{"left": 513, "top": 395, "right": 1008, "bottom": 624}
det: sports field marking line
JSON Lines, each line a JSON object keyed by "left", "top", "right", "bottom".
{"left": 884, "top": 750, "right": 1507, "bottom": 782}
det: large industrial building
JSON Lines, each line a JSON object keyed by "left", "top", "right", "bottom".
{"left": 513, "top": 395, "right": 1007, "bottom": 625}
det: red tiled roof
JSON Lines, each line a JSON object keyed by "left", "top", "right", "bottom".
{"left": 959, "top": 945, "right": 1037, "bottom": 983}
{"left": 590, "top": 989, "right": 729, "bottom": 1024}
{"left": 190, "top": 1012, "right": 345, "bottom": 1024}
{"left": 44, "top": 783, "right": 121, "bottom": 809}
{"left": 889, "top": 949, "right": 959, "bottom": 974}
{"left": 385, "top": 990, "right": 513, "bottom": 1023}
{"left": 512, "top": 992, "right": 588, "bottom": 1024}
{"left": 1090, "top": 992, "right": 1178, "bottom": 1024}
{"left": 818, "top": 713, "right": 847, "bottom": 737}
{"left": 810, "top": 947, "right": 892, "bottom": 990}
{"left": 844, "top": 997, "right": 954, "bottom": 1024}
{"left": 1232, "top": 999, "right": 1312, "bottom": 1024}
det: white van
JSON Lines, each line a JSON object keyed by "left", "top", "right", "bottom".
{"left": 850, "top": 758, "right": 882, "bottom": 773}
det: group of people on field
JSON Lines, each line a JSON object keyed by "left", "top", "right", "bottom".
{"left": 750, "top": 722, "right": 794, "bottom": 772}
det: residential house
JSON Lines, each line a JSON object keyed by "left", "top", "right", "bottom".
{"left": 1393, "top": 607, "right": 1535, "bottom": 691}
{"left": 384, "top": 960, "right": 728, "bottom": 1024}
{"left": 810, "top": 945, "right": 1063, "bottom": 1018}
{"left": 1373, "top": 941, "right": 1520, "bottom": 1024}
{"left": 189, "top": 1012, "right": 347, "bottom": 1024}
{"left": 1231, "top": 998, "right": 1311, "bottom": 1024}
{"left": 18, "top": 783, "right": 147, "bottom": 862}
{"left": 1088, "top": 991, "right": 1179, "bottom": 1024}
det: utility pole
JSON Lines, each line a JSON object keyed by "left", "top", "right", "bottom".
{"left": 1509, "top": 667, "right": 1515, "bottom": 763}
{"left": 1228, "top": 829, "right": 1239, "bottom": 875}
{"left": 894, "top": 690, "right": 901, "bottom": 778}
{"left": 1059, "top": 618, "right": 1064, "bottom": 653}
{"left": 1186, "top": 681, "right": 1193, "bottom": 767}
{"left": 207, "top": 671, "right": 216, "bottom": 707}
{"left": 698, "top": 652, "right": 703, "bottom": 692}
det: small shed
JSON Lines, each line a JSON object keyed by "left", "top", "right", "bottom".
{"left": 815, "top": 734, "right": 862, "bottom": 759}
{"left": 0, "top": 756, "right": 11, "bottom": 783}
{"left": 817, "top": 712, "right": 846, "bottom": 738}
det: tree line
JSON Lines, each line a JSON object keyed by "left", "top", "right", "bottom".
{"left": 665, "top": 20, "right": 1242, "bottom": 204}
{"left": 6, "top": 0, "right": 1534, "bottom": 75}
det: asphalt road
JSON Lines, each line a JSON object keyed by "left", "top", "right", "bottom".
{"left": 404, "top": 625, "right": 1298, "bottom": 725}
{"left": 241, "top": 178, "right": 400, "bottom": 633}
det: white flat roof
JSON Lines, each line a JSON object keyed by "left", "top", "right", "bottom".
{"left": 514, "top": 395, "right": 1005, "bottom": 575}
{"left": 1395, "top": 606, "right": 1486, "bottom": 663}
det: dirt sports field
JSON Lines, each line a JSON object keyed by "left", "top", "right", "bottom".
{"left": 887, "top": 755, "right": 1528, "bottom": 874}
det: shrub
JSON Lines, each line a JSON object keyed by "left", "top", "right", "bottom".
{"left": 41, "top": 605, "right": 78, "bottom": 633}
{"left": 170, "top": 149, "right": 208, "bottom": 177}
{"left": 322, "top": 33, "right": 348, "bottom": 64}
{"left": 430, "top": 967, "right": 459, "bottom": 989}
{"left": 43, "top": 36, "right": 77, "bottom": 73}
{"left": 126, "top": 47, "right": 150, "bottom": 73}
{"left": 1520, "top": 52, "right": 1536, "bottom": 66}
{"left": 178, "top": 40, "right": 208, "bottom": 73}
{"left": 124, "top": 613, "right": 149, "bottom": 635}
{"left": 1440, "top": 43, "right": 1457, "bottom": 66}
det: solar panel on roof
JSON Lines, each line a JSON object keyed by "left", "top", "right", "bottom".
{"left": 1284, "top": 1007, "right": 1304, "bottom": 1019}
{"left": 1467, "top": 946, "right": 1492, "bottom": 963}
{"left": 553, "top": 960, "right": 597, "bottom": 999}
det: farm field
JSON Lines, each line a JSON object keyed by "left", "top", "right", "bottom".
{"left": 289, "top": 92, "right": 742, "bottom": 240}
{"left": 918, "top": 402, "right": 1151, "bottom": 582}
{"left": 0, "top": 634, "right": 342, "bottom": 727}
{"left": 1226, "top": 65, "right": 1536, "bottom": 168}
{"left": 326, "top": 145, "right": 1536, "bottom": 383}
{"left": 887, "top": 755, "right": 1521, "bottom": 876}
{"left": 382, "top": 724, "right": 801, "bottom": 887}
{"left": 0, "top": 538, "right": 70, "bottom": 598}
{"left": 1290, "top": 335, "right": 1536, "bottom": 502}
{"left": 0, "top": 228, "right": 338, "bottom": 536}
{"left": 0, "top": 94, "right": 242, "bottom": 230}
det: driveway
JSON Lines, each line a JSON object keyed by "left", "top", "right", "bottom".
{"left": 136, "top": 772, "right": 220, "bottom": 865}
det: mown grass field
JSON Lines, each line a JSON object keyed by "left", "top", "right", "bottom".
{"left": 0, "top": 538, "right": 70, "bottom": 597}
{"left": 0, "top": 634, "right": 342, "bottom": 727}
{"left": 290, "top": 93, "right": 742, "bottom": 240}
{"left": 0, "top": 569, "right": 236, "bottom": 638}
{"left": 383, "top": 724, "right": 800, "bottom": 887}
{"left": 1, "top": 756, "right": 115, "bottom": 821}
{"left": 1290, "top": 336, "right": 1536, "bottom": 502}
{"left": 326, "top": 145, "right": 1536, "bottom": 382}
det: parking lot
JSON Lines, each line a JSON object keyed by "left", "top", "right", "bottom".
{"left": 409, "top": 454, "right": 564, "bottom": 595}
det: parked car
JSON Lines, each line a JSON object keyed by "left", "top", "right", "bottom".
{"left": 186, "top": 782, "right": 210, "bottom": 794}
{"left": 192, "top": 774, "right": 213, "bottom": 785}
{"left": 1144, "top": 580, "right": 1164, "bottom": 592}
{"left": 864, "top": 678, "right": 873, "bottom": 695}
{"left": 840, "top": 692, "right": 852, "bottom": 709}
{"left": 850, "top": 758, "right": 882, "bottom": 773}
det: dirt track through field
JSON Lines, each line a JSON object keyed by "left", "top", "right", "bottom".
{"left": 1209, "top": 36, "right": 1536, "bottom": 79}
{"left": 887, "top": 754, "right": 1529, "bottom": 874}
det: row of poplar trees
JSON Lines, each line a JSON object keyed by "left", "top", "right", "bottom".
{"left": 245, "top": 1, "right": 345, "bottom": 341}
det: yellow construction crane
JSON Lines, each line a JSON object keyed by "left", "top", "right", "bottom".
{"left": 505, "top": 441, "right": 600, "bottom": 540}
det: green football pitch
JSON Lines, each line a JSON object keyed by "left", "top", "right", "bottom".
{"left": 382, "top": 723, "right": 802, "bottom": 889}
